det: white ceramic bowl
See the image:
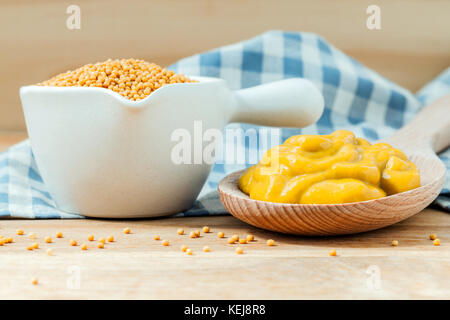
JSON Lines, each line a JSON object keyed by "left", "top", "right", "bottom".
{"left": 20, "top": 77, "right": 324, "bottom": 218}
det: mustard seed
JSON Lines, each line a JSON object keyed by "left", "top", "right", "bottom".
{"left": 177, "top": 228, "right": 184, "bottom": 235}
{"left": 38, "top": 59, "right": 196, "bottom": 101}
{"left": 392, "top": 240, "right": 399, "bottom": 246}
{"left": 99, "top": 237, "right": 106, "bottom": 244}
{"left": 123, "top": 228, "right": 131, "bottom": 234}
{"left": 88, "top": 235, "right": 94, "bottom": 241}
{"left": 235, "top": 247, "right": 244, "bottom": 254}
{"left": 70, "top": 240, "right": 77, "bottom": 246}
{"left": 154, "top": 235, "right": 160, "bottom": 241}
{"left": 186, "top": 249, "right": 193, "bottom": 255}
{"left": 56, "top": 232, "right": 63, "bottom": 238}
{"left": 203, "top": 246, "right": 210, "bottom": 252}
{"left": 429, "top": 234, "right": 437, "bottom": 240}
{"left": 28, "top": 232, "right": 36, "bottom": 240}
{"left": 162, "top": 240, "right": 170, "bottom": 246}
{"left": 202, "top": 226, "right": 210, "bottom": 233}
{"left": 98, "top": 242, "right": 104, "bottom": 249}
{"left": 246, "top": 234, "right": 254, "bottom": 242}
{"left": 45, "top": 236, "right": 52, "bottom": 243}
{"left": 31, "top": 277, "right": 38, "bottom": 285}
{"left": 217, "top": 232, "right": 225, "bottom": 238}
{"left": 329, "top": 249, "right": 337, "bottom": 256}
{"left": 266, "top": 239, "right": 275, "bottom": 246}
{"left": 107, "top": 236, "right": 114, "bottom": 242}
{"left": 239, "top": 239, "right": 247, "bottom": 244}
{"left": 181, "top": 245, "right": 188, "bottom": 252}
{"left": 46, "top": 248, "right": 54, "bottom": 256}
{"left": 433, "top": 239, "right": 440, "bottom": 246}
{"left": 81, "top": 244, "right": 87, "bottom": 250}
{"left": 17, "top": 229, "right": 24, "bottom": 235}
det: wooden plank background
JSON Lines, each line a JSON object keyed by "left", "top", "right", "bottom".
{"left": 1, "top": 0, "right": 449, "bottom": 132}
{"left": 0, "top": 209, "right": 448, "bottom": 299}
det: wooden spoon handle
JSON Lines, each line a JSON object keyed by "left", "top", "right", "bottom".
{"left": 385, "top": 95, "right": 450, "bottom": 154}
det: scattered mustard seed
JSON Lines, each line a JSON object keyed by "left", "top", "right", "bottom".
{"left": 81, "top": 244, "right": 88, "bottom": 250}
{"left": 203, "top": 246, "right": 211, "bottom": 252}
{"left": 98, "top": 242, "right": 104, "bottom": 249}
{"left": 433, "top": 239, "right": 440, "bottom": 246}
{"left": 154, "top": 235, "right": 160, "bottom": 241}
{"left": 177, "top": 228, "right": 184, "bottom": 235}
{"left": 266, "top": 239, "right": 275, "bottom": 246}
{"left": 392, "top": 240, "right": 399, "bottom": 246}
{"left": 202, "top": 226, "right": 210, "bottom": 233}
{"left": 162, "top": 240, "right": 170, "bottom": 246}
{"left": 329, "top": 249, "right": 337, "bottom": 256}
{"left": 181, "top": 245, "right": 188, "bottom": 252}
{"left": 32, "top": 243, "right": 39, "bottom": 249}
{"left": 28, "top": 232, "right": 36, "bottom": 240}
{"left": 17, "top": 229, "right": 24, "bottom": 235}
{"left": 31, "top": 277, "right": 38, "bottom": 285}
{"left": 189, "top": 231, "right": 197, "bottom": 239}
{"left": 186, "top": 249, "right": 193, "bottom": 255}
{"left": 98, "top": 237, "right": 106, "bottom": 244}
{"left": 194, "top": 230, "right": 201, "bottom": 237}
{"left": 56, "top": 232, "right": 63, "bottom": 238}
{"left": 217, "top": 232, "right": 225, "bottom": 238}
{"left": 45, "top": 236, "right": 52, "bottom": 243}
{"left": 239, "top": 239, "right": 247, "bottom": 244}
{"left": 88, "top": 235, "right": 94, "bottom": 241}
{"left": 123, "top": 228, "right": 131, "bottom": 234}
{"left": 70, "top": 240, "right": 77, "bottom": 246}
{"left": 7, "top": 237, "right": 13, "bottom": 243}
{"left": 227, "top": 237, "right": 236, "bottom": 244}
{"left": 246, "top": 234, "right": 254, "bottom": 242}
{"left": 107, "top": 236, "right": 114, "bottom": 242}
{"left": 429, "top": 234, "right": 437, "bottom": 240}
{"left": 235, "top": 247, "right": 244, "bottom": 254}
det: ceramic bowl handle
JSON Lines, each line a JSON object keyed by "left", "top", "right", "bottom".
{"left": 229, "top": 78, "right": 324, "bottom": 127}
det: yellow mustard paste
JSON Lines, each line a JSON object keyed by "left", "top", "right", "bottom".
{"left": 238, "top": 130, "right": 420, "bottom": 204}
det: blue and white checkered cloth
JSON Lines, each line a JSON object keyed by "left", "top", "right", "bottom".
{"left": 1, "top": 31, "right": 449, "bottom": 218}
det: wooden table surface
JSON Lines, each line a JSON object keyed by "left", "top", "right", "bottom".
{"left": 0, "top": 137, "right": 449, "bottom": 300}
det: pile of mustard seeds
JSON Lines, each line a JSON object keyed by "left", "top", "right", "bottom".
{"left": 37, "top": 58, "right": 196, "bottom": 101}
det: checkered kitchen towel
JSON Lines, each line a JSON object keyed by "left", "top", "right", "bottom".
{"left": 1, "top": 31, "right": 449, "bottom": 218}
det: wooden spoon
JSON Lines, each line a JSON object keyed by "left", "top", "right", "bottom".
{"left": 218, "top": 95, "right": 450, "bottom": 236}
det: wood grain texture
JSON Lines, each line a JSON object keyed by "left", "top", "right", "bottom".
{"left": 0, "top": 210, "right": 448, "bottom": 300}
{"left": 1, "top": 0, "right": 450, "bottom": 131}
{"left": 219, "top": 97, "right": 450, "bottom": 236}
